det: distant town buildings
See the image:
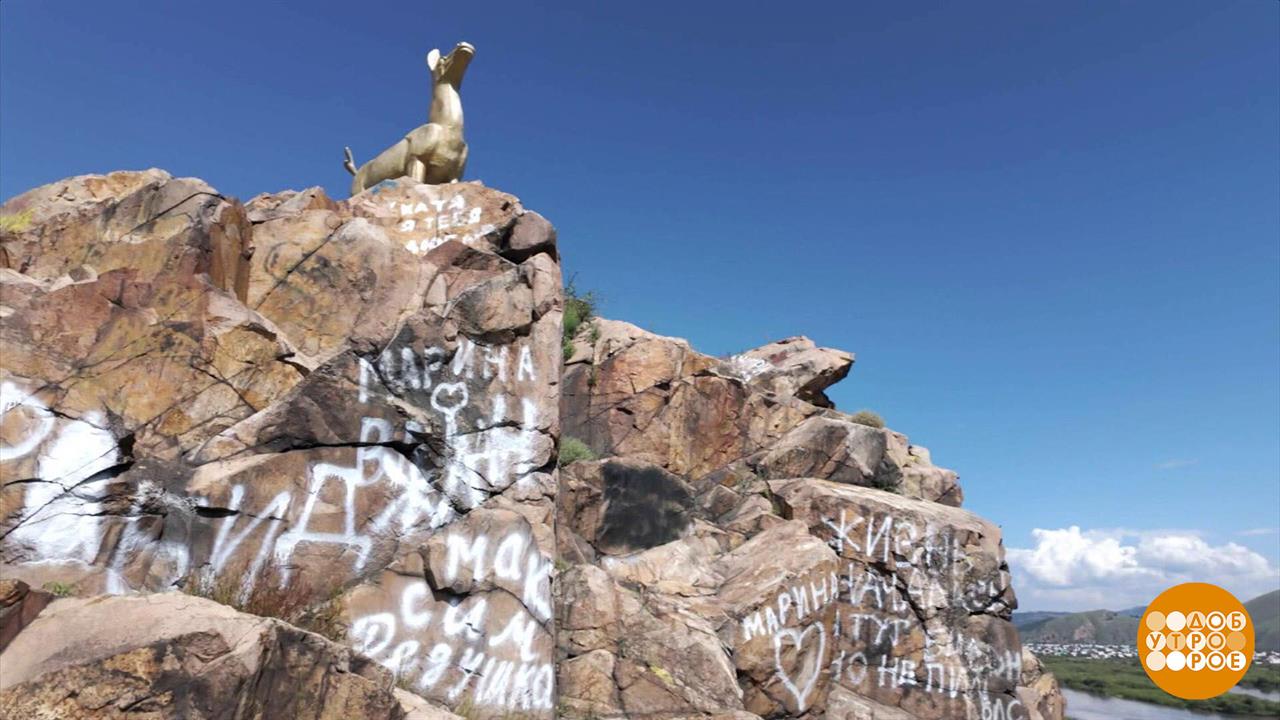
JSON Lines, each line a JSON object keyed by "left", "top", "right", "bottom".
{"left": 1026, "top": 642, "right": 1280, "bottom": 666}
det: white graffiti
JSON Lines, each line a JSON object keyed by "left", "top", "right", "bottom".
{"left": 2, "top": 380, "right": 119, "bottom": 564}
{"left": 350, "top": 574, "right": 554, "bottom": 712}
{"left": 441, "top": 526, "right": 553, "bottom": 624}
{"left": 272, "top": 459, "right": 374, "bottom": 573}
{"left": 0, "top": 381, "right": 56, "bottom": 461}
{"left": 745, "top": 506, "right": 1026, "bottom": 718}
{"left": 205, "top": 484, "right": 294, "bottom": 598}
{"left": 774, "top": 622, "right": 827, "bottom": 712}
{"left": 820, "top": 509, "right": 996, "bottom": 613}
{"left": 741, "top": 572, "right": 840, "bottom": 642}
{"left": 766, "top": 606, "right": 1026, "bottom": 716}
{"left": 208, "top": 337, "right": 540, "bottom": 592}
{"left": 388, "top": 194, "right": 496, "bottom": 255}
{"left": 367, "top": 439, "right": 457, "bottom": 535}
{"left": 724, "top": 354, "right": 772, "bottom": 383}
{"left": 362, "top": 338, "right": 544, "bottom": 510}
{"left": 440, "top": 393, "right": 542, "bottom": 510}
{"left": 105, "top": 482, "right": 193, "bottom": 595}
{"left": 205, "top": 417, "right": 459, "bottom": 593}
{"left": 979, "top": 694, "right": 1025, "bottom": 720}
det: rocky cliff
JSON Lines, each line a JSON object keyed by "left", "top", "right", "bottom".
{"left": 0, "top": 170, "right": 1062, "bottom": 720}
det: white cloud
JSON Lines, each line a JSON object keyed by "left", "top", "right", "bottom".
{"left": 1154, "top": 458, "right": 1198, "bottom": 470}
{"left": 1237, "top": 527, "right": 1279, "bottom": 537}
{"left": 1007, "top": 526, "right": 1280, "bottom": 612}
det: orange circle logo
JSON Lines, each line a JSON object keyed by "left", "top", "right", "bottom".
{"left": 1138, "top": 583, "right": 1254, "bottom": 699}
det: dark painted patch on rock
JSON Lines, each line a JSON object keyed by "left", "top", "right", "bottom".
{"left": 597, "top": 461, "right": 693, "bottom": 553}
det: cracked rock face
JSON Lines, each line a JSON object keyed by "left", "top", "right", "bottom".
{"left": 562, "top": 318, "right": 962, "bottom": 506}
{"left": 0, "top": 592, "right": 438, "bottom": 720}
{"left": 1, "top": 171, "right": 560, "bottom": 718}
{"left": 1, "top": 170, "right": 1060, "bottom": 720}
{"left": 558, "top": 321, "right": 1062, "bottom": 719}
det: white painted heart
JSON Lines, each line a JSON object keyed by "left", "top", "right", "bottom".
{"left": 773, "top": 622, "right": 827, "bottom": 712}
{"left": 430, "top": 381, "right": 469, "bottom": 415}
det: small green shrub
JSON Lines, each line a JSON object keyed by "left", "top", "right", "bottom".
{"left": 870, "top": 473, "right": 901, "bottom": 494}
{"left": 849, "top": 409, "right": 885, "bottom": 428}
{"left": 762, "top": 484, "right": 788, "bottom": 517}
{"left": 563, "top": 336, "right": 576, "bottom": 361}
{"left": 563, "top": 279, "right": 597, "bottom": 342}
{"left": 453, "top": 699, "right": 477, "bottom": 719}
{"left": 559, "top": 436, "right": 597, "bottom": 466}
{"left": 41, "top": 581, "right": 74, "bottom": 597}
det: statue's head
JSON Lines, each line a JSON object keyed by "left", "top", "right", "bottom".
{"left": 427, "top": 42, "right": 475, "bottom": 89}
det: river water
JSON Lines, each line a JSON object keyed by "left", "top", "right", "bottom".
{"left": 1228, "top": 685, "right": 1280, "bottom": 703}
{"left": 1061, "top": 688, "right": 1270, "bottom": 720}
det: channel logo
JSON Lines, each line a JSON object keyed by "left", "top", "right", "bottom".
{"left": 1138, "top": 583, "right": 1255, "bottom": 700}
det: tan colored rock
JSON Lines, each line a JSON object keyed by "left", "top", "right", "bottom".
{"left": 561, "top": 315, "right": 963, "bottom": 506}
{"left": 244, "top": 185, "right": 339, "bottom": 223}
{"left": 396, "top": 690, "right": 466, "bottom": 720}
{"left": 612, "top": 614, "right": 743, "bottom": 715}
{"left": 0, "top": 579, "right": 50, "bottom": 653}
{"left": 821, "top": 684, "right": 919, "bottom": 719}
{"left": 557, "top": 564, "right": 633, "bottom": 655}
{"left": 558, "top": 649, "right": 624, "bottom": 717}
{"left": 714, "top": 520, "right": 841, "bottom": 620}
{"left": 1, "top": 172, "right": 563, "bottom": 719}
{"left": 553, "top": 472, "right": 1030, "bottom": 719}
{"left": 599, "top": 528, "right": 725, "bottom": 598}
{"left": 1, "top": 169, "right": 251, "bottom": 301}
{"left": 554, "top": 312, "right": 1049, "bottom": 718}
{"left": 562, "top": 318, "right": 757, "bottom": 474}
{"left": 1, "top": 168, "right": 1057, "bottom": 720}
{"left": 900, "top": 464, "right": 964, "bottom": 508}
{"left": 754, "top": 416, "right": 894, "bottom": 488}
{"left": 743, "top": 479, "right": 1021, "bottom": 718}
{"left": 721, "top": 336, "right": 854, "bottom": 408}
{"left": 715, "top": 521, "right": 843, "bottom": 715}
{"left": 1018, "top": 648, "right": 1066, "bottom": 720}
{"left": 556, "top": 559, "right": 743, "bottom": 716}
{"left": 0, "top": 592, "right": 453, "bottom": 719}
{"left": 0, "top": 268, "right": 304, "bottom": 466}
{"left": 501, "top": 210, "right": 558, "bottom": 262}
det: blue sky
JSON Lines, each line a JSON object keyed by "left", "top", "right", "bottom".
{"left": 2, "top": 1, "right": 1277, "bottom": 610}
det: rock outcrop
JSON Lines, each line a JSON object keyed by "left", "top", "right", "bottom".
{"left": 0, "top": 170, "right": 1061, "bottom": 720}
{"left": 2, "top": 170, "right": 560, "bottom": 718}
{"left": 0, "top": 590, "right": 461, "bottom": 719}
{"left": 562, "top": 318, "right": 962, "bottom": 506}
{"left": 557, "top": 319, "right": 1058, "bottom": 719}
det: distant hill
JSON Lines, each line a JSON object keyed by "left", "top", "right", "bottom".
{"left": 1018, "top": 590, "right": 1280, "bottom": 650}
{"left": 1246, "top": 589, "right": 1280, "bottom": 652}
{"left": 1012, "top": 611, "right": 1070, "bottom": 630}
{"left": 1018, "top": 610, "right": 1140, "bottom": 644}
{"left": 1014, "top": 607, "right": 1143, "bottom": 632}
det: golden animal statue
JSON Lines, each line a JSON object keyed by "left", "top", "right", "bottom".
{"left": 343, "top": 42, "right": 474, "bottom": 195}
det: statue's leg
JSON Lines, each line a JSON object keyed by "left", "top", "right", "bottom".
{"left": 452, "top": 145, "right": 469, "bottom": 183}
{"left": 408, "top": 158, "right": 427, "bottom": 183}
{"left": 361, "top": 139, "right": 410, "bottom": 189}
{"left": 349, "top": 161, "right": 368, "bottom": 195}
